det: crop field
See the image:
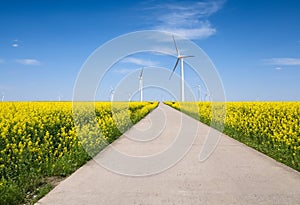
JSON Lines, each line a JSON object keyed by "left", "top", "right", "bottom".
{"left": 1, "top": 101, "right": 299, "bottom": 204}
{"left": 165, "top": 102, "right": 300, "bottom": 172}
{"left": 0, "top": 101, "right": 158, "bottom": 204}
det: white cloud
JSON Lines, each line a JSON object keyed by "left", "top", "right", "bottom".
{"left": 263, "top": 58, "right": 300, "bottom": 66}
{"left": 16, "top": 59, "right": 41, "bottom": 66}
{"left": 122, "top": 57, "right": 158, "bottom": 67}
{"left": 12, "top": 39, "right": 20, "bottom": 48}
{"left": 157, "top": 22, "right": 216, "bottom": 40}
{"left": 12, "top": 43, "right": 19, "bottom": 48}
{"left": 151, "top": 1, "right": 224, "bottom": 40}
{"left": 275, "top": 67, "right": 282, "bottom": 70}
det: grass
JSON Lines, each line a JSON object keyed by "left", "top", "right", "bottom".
{"left": 0, "top": 102, "right": 158, "bottom": 205}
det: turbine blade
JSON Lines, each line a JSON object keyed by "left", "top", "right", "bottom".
{"left": 181, "top": 55, "right": 194, "bottom": 58}
{"left": 172, "top": 35, "right": 180, "bottom": 56}
{"left": 169, "top": 58, "right": 180, "bottom": 80}
{"left": 140, "top": 68, "right": 144, "bottom": 78}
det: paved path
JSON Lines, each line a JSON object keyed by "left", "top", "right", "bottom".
{"left": 37, "top": 103, "right": 300, "bottom": 205}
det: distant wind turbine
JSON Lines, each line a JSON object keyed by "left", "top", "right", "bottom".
{"left": 1, "top": 92, "right": 4, "bottom": 102}
{"left": 169, "top": 35, "right": 194, "bottom": 101}
{"left": 194, "top": 85, "right": 202, "bottom": 101}
{"left": 204, "top": 92, "right": 208, "bottom": 102}
{"left": 139, "top": 68, "right": 144, "bottom": 102}
{"left": 128, "top": 92, "right": 132, "bottom": 102}
{"left": 204, "top": 90, "right": 213, "bottom": 102}
{"left": 110, "top": 87, "right": 114, "bottom": 102}
{"left": 208, "top": 93, "right": 213, "bottom": 101}
{"left": 58, "top": 93, "right": 63, "bottom": 102}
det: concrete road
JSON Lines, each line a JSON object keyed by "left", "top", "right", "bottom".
{"left": 36, "top": 103, "right": 300, "bottom": 205}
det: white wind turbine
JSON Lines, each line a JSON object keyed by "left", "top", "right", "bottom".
{"left": 139, "top": 68, "right": 144, "bottom": 102}
{"left": 110, "top": 87, "right": 114, "bottom": 102}
{"left": 1, "top": 92, "right": 4, "bottom": 102}
{"left": 169, "top": 35, "right": 194, "bottom": 101}
{"left": 204, "top": 92, "right": 208, "bottom": 101}
{"left": 128, "top": 92, "right": 132, "bottom": 102}
{"left": 58, "top": 93, "right": 63, "bottom": 102}
{"left": 194, "top": 85, "right": 202, "bottom": 101}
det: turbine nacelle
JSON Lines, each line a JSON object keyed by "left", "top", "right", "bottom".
{"left": 110, "top": 86, "right": 114, "bottom": 94}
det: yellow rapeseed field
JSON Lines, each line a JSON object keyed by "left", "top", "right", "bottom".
{"left": 0, "top": 101, "right": 158, "bottom": 204}
{"left": 165, "top": 102, "right": 300, "bottom": 171}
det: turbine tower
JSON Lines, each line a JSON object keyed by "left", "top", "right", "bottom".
{"left": 169, "top": 35, "right": 194, "bottom": 101}
{"left": 139, "top": 68, "right": 144, "bottom": 102}
{"left": 1, "top": 92, "right": 4, "bottom": 102}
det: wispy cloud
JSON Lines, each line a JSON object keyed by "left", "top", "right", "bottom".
{"left": 275, "top": 67, "right": 282, "bottom": 70}
{"left": 12, "top": 39, "right": 20, "bottom": 48}
{"left": 150, "top": 0, "right": 225, "bottom": 39}
{"left": 122, "top": 57, "right": 158, "bottom": 67}
{"left": 0, "top": 59, "right": 4, "bottom": 64}
{"left": 12, "top": 43, "right": 19, "bottom": 48}
{"left": 113, "top": 67, "right": 134, "bottom": 74}
{"left": 263, "top": 58, "right": 300, "bottom": 66}
{"left": 16, "top": 59, "right": 41, "bottom": 66}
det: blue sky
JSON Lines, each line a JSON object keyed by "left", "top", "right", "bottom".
{"left": 0, "top": 0, "right": 300, "bottom": 101}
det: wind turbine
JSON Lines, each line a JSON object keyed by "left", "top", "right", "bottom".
{"left": 110, "top": 87, "right": 114, "bottom": 102}
{"left": 194, "top": 85, "right": 202, "bottom": 101}
{"left": 128, "top": 92, "right": 132, "bottom": 102}
{"left": 208, "top": 93, "right": 213, "bottom": 101}
{"left": 1, "top": 92, "right": 4, "bottom": 102}
{"left": 204, "top": 90, "right": 212, "bottom": 102}
{"left": 58, "top": 92, "right": 64, "bottom": 102}
{"left": 204, "top": 93, "right": 207, "bottom": 101}
{"left": 169, "top": 35, "right": 194, "bottom": 102}
{"left": 139, "top": 68, "right": 144, "bottom": 102}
